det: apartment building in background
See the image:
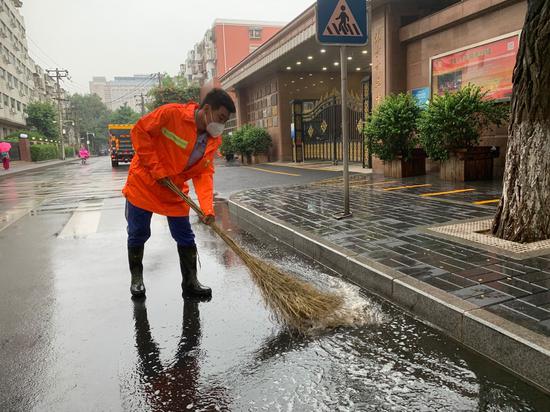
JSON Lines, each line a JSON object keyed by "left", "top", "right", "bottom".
{"left": 89, "top": 74, "right": 158, "bottom": 112}
{"left": 0, "top": 0, "right": 55, "bottom": 138}
{"left": 182, "top": 19, "right": 286, "bottom": 86}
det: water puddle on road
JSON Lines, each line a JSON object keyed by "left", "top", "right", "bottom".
{"left": 117, "top": 202, "right": 550, "bottom": 412}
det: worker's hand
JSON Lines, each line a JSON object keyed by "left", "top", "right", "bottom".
{"left": 157, "top": 177, "right": 170, "bottom": 187}
{"left": 202, "top": 214, "right": 215, "bottom": 225}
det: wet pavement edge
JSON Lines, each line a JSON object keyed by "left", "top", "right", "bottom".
{"left": 0, "top": 158, "right": 81, "bottom": 180}
{"left": 227, "top": 195, "right": 550, "bottom": 395}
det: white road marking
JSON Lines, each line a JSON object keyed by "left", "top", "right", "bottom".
{"left": 58, "top": 201, "right": 103, "bottom": 239}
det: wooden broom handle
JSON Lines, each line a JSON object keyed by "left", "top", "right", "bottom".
{"left": 165, "top": 179, "right": 206, "bottom": 219}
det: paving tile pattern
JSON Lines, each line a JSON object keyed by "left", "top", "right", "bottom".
{"left": 233, "top": 174, "right": 550, "bottom": 336}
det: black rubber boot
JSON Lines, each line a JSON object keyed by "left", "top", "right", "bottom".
{"left": 128, "top": 246, "right": 146, "bottom": 298}
{"left": 178, "top": 245, "right": 212, "bottom": 299}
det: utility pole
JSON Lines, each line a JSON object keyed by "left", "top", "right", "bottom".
{"left": 134, "top": 93, "right": 146, "bottom": 116}
{"left": 157, "top": 72, "right": 162, "bottom": 88}
{"left": 46, "top": 68, "right": 69, "bottom": 160}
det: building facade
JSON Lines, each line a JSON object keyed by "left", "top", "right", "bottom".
{"left": 0, "top": 0, "right": 39, "bottom": 137}
{"left": 220, "top": 0, "right": 527, "bottom": 177}
{"left": 89, "top": 74, "right": 157, "bottom": 112}
{"left": 182, "top": 19, "right": 286, "bottom": 86}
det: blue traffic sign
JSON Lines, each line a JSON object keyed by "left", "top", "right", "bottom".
{"left": 316, "top": 0, "right": 368, "bottom": 46}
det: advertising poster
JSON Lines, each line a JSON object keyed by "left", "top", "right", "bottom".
{"left": 411, "top": 87, "right": 430, "bottom": 108}
{"left": 431, "top": 34, "right": 519, "bottom": 101}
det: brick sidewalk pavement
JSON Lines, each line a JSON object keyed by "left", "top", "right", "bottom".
{"left": 232, "top": 173, "right": 550, "bottom": 336}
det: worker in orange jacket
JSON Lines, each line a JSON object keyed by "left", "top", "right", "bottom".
{"left": 122, "top": 88, "right": 236, "bottom": 299}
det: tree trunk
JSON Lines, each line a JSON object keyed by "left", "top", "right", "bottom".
{"left": 492, "top": 0, "right": 550, "bottom": 243}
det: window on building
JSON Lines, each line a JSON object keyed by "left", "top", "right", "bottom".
{"left": 249, "top": 45, "right": 259, "bottom": 53}
{"left": 3, "top": 94, "right": 8, "bottom": 105}
{"left": 249, "top": 27, "right": 262, "bottom": 39}
{"left": 10, "top": 97, "right": 15, "bottom": 108}
{"left": 16, "top": 100, "right": 20, "bottom": 111}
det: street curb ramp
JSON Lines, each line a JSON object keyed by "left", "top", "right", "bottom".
{"left": 228, "top": 195, "right": 550, "bottom": 395}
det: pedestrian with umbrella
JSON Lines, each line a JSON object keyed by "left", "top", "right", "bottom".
{"left": 0, "top": 141, "right": 11, "bottom": 170}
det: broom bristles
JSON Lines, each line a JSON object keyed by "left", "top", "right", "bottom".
{"left": 166, "top": 180, "right": 345, "bottom": 333}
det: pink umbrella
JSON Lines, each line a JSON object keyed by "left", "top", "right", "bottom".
{"left": 0, "top": 142, "right": 11, "bottom": 152}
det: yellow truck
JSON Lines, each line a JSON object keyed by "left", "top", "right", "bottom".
{"left": 108, "top": 124, "right": 134, "bottom": 167}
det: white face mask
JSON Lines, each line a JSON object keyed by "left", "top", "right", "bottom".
{"left": 205, "top": 110, "right": 225, "bottom": 136}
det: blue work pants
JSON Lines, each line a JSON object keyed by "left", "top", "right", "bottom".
{"left": 125, "top": 200, "right": 195, "bottom": 248}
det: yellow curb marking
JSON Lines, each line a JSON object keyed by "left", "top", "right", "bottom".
{"left": 384, "top": 184, "right": 433, "bottom": 191}
{"left": 473, "top": 199, "right": 500, "bottom": 205}
{"left": 421, "top": 188, "right": 475, "bottom": 197}
{"left": 246, "top": 166, "right": 301, "bottom": 177}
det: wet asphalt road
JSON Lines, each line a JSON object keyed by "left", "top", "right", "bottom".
{"left": 1, "top": 158, "right": 549, "bottom": 411}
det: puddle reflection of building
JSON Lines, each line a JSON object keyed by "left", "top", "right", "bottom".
{"left": 133, "top": 299, "right": 230, "bottom": 411}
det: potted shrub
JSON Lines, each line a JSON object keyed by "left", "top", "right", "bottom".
{"left": 417, "top": 85, "right": 508, "bottom": 181}
{"left": 244, "top": 125, "right": 272, "bottom": 164}
{"left": 232, "top": 124, "right": 272, "bottom": 164}
{"left": 364, "top": 93, "right": 425, "bottom": 178}
{"left": 220, "top": 132, "right": 235, "bottom": 161}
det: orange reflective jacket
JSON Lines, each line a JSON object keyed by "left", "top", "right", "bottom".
{"left": 122, "top": 102, "right": 220, "bottom": 217}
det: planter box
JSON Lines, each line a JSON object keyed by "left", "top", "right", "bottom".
{"left": 440, "top": 146, "right": 497, "bottom": 181}
{"left": 240, "top": 153, "right": 269, "bottom": 165}
{"left": 383, "top": 149, "right": 426, "bottom": 178}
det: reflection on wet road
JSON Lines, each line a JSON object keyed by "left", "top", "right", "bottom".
{"left": 0, "top": 159, "right": 549, "bottom": 411}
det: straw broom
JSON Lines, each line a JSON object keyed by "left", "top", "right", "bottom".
{"left": 165, "top": 179, "right": 344, "bottom": 332}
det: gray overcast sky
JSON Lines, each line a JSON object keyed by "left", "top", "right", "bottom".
{"left": 21, "top": 0, "right": 314, "bottom": 94}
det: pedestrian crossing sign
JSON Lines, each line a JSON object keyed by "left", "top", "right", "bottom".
{"left": 316, "top": 0, "right": 368, "bottom": 46}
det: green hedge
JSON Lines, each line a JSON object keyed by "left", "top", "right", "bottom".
{"left": 65, "top": 147, "right": 75, "bottom": 158}
{"left": 227, "top": 124, "right": 272, "bottom": 157}
{"left": 30, "top": 144, "right": 59, "bottom": 162}
{"left": 364, "top": 93, "right": 422, "bottom": 161}
{"left": 417, "top": 85, "right": 508, "bottom": 161}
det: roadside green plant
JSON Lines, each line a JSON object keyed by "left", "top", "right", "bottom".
{"left": 364, "top": 93, "right": 422, "bottom": 161}
{"left": 417, "top": 85, "right": 509, "bottom": 161}
{"left": 244, "top": 125, "right": 272, "bottom": 155}
{"left": 220, "top": 132, "right": 235, "bottom": 156}
{"left": 231, "top": 124, "right": 272, "bottom": 158}
{"left": 30, "top": 144, "right": 59, "bottom": 161}
{"left": 64, "top": 147, "right": 75, "bottom": 158}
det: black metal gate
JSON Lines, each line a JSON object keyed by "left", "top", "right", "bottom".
{"left": 291, "top": 90, "right": 367, "bottom": 165}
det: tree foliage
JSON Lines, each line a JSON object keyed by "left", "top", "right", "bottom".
{"left": 147, "top": 73, "right": 200, "bottom": 110}
{"left": 69, "top": 94, "right": 111, "bottom": 142}
{"left": 417, "top": 85, "right": 508, "bottom": 161}
{"left": 109, "top": 104, "right": 141, "bottom": 124}
{"left": 364, "top": 93, "right": 422, "bottom": 161}
{"left": 25, "top": 101, "right": 58, "bottom": 140}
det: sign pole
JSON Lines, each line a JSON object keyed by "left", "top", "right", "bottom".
{"left": 339, "top": 45, "right": 352, "bottom": 218}
{"left": 316, "top": 0, "right": 367, "bottom": 219}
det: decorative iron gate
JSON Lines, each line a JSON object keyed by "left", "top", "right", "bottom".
{"left": 291, "top": 89, "right": 367, "bottom": 166}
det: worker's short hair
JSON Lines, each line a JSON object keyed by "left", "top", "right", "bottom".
{"left": 201, "top": 88, "right": 236, "bottom": 114}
